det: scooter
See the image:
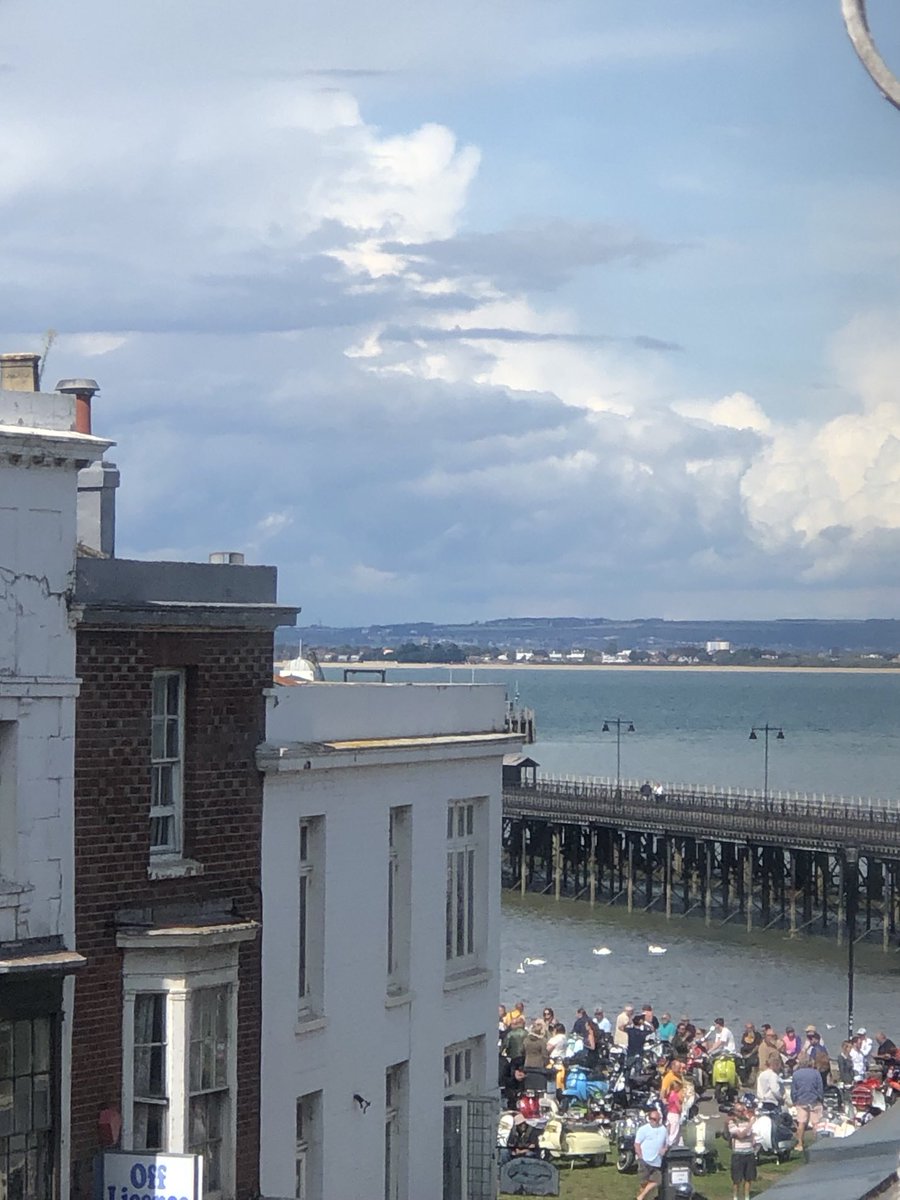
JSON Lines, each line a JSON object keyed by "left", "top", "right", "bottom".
{"left": 711, "top": 1051, "right": 740, "bottom": 1105}
{"left": 752, "top": 1101, "right": 796, "bottom": 1162}
{"left": 613, "top": 1107, "right": 644, "bottom": 1173}
{"left": 851, "top": 1075, "right": 888, "bottom": 1123}
{"left": 687, "top": 1042, "right": 710, "bottom": 1095}
{"left": 539, "top": 1114, "right": 610, "bottom": 1168}
{"left": 561, "top": 1064, "right": 609, "bottom": 1112}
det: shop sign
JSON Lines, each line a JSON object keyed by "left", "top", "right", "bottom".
{"left": 102, "top": 1151, "right": 202, "bottom": 1200}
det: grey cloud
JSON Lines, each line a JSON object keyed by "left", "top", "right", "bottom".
{"left": 385, "top": 221, "right": 680, "bottom": 291}
{"left": 380, "top": 324, "right": 683, "bottom": 352}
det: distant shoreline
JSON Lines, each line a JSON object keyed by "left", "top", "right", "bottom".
{"left": 322, "top": 660, "right": 898, "bottom": 676}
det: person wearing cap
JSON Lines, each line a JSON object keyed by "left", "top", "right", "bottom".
{"left": 593, "top": 1006, "right": 612, "bottom": 1034}
{"left": 849, "top": 1034, "right": 867, "bottom": 1081}
{"left": 798, "top": 1030, "right": 831, "bottom": 1086}
{"left": 802, "top": 1024, "right": 830, "bottom": 1059}
{"left": 500, "top": 1112, "right": 540, "bottom": 1163}
{"left": 726, "top": 1100, "right": 758, "bottom": 1200}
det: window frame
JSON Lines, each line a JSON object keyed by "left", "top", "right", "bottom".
{"left": 384, "top": 1062, "right": 408, "bottom": 1200}
{"left": 298, "top": 818, "right": 325, "bottom": 1020}
{"left": 0, "top": 1013, "right": 55, "bottom": 1200}
{"left": 445, "top": 800, "right": 479, "bottom": 969}
{"left": 149, "top": 669, "right": 186, "bottom": 858}
{"left": 295, "top": 1091, "right": 321, "bottom": 1200}
{"left": 386, "top": 806, "right": 411, "bottom": 995}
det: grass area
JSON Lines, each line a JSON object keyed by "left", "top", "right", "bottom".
{"left": 502, "top": 1146, "right": 803, "bottom": 1198}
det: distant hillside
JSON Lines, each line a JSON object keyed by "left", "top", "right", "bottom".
{"left": 278, "top": 617, "right": 900, "bottom": 656}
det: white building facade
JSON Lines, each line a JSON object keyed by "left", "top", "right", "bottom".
{"left": 0, "top": 355, "right": 110, "bottom": 1200}
{"left": 258, "top": 681, "right": 518, "bottom": 1200}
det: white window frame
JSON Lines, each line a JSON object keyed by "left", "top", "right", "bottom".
{"left": 120, "top": 935, "right": 252, "bottom": 1200}
{"left": 384, "top": 1062, "right": 407, "bottom": 1200}
{"left": 295, "top": 1091, "right": 321, "bottom": 1200}
{"left": 298, "top": 818, "right": 325, "bottom": 1020}
{"left": 131, "top": 992, "right": 168, "bottom": 1151}
{"left": 443, "top": 1037, "right": 483, "bottom": 1097}
{"left": 445, "top": 800, "right": 480, "bottom": 969}
{"left": 387, "top": 806, "right": 411, "bottom": 996}
{"left": 150, "top": 669, "right": 186, "bottom": 857}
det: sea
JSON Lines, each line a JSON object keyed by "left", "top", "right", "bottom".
{"left": 325, "top": 664, "right": 900, "bottom": 1035}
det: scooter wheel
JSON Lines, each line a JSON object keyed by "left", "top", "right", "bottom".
{"left": 777, "top": 1150, "right": 792, "bottom": 1163}
{"left": 693, "top": 1158, "right": 707, "bottom": 1176}
{"left": 616, "top": 1149, "right": 636, "bottom": 1173}
{"left": 590, "top": 1154, "right": 607, "bottom": 1167}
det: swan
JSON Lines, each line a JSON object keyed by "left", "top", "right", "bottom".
{"left": 592, "top": 947, "right": 612, "bottom": 956}
{"left": 515, "top": 962, "right": 526, "bottom": 974}
{"left": 523, "top": 957, "right": 546, "bottom": 966}
{"left": 648, "top": 944, "right": 667, "bottom": 955}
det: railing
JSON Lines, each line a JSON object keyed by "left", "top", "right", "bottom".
{"left": 503, "top": 774, "right": 900, "bottom": 852}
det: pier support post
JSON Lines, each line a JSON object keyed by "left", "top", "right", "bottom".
{"left": 553, "top": 828, "right": 562, "bottom": 901}
{"left": 589, "top": 828, "right": 597, "bottom": 907}
{"left": 745, "top": 846, "right": 753, "bottom": 933}
{"left": 627, "top": 835, "right": 635, "bottom": 914}
{"left": 665, "top": 836, "right": 673, "bottom": 919}
{"left": 837, "top": 855, "right": 845, "bottom": 947}
{"left": 789, "top": 851, "right": 798, "bottom": 938}
{"left": 520, "top": 824, "right": 527, "bottom": 897}
{"left": 704, "top": 843, "right": 712, "bottom": 927}
{"left": 884, "top": 862, "right": 891, "bottom": 953}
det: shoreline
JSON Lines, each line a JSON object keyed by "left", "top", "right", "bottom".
{"left": 321, "top": 660, "right": 898, "bottom": 676}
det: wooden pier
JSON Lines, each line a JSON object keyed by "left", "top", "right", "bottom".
{"left": 502, "top": 774, "right": 900, "bottom": 948}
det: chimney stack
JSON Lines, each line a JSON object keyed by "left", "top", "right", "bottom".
{"left": 209, "top": 552, "right": 246, "bottom": 565}
{"left": 56, "top": 378, "right": 100, "bottom": 434}
{"left": 0, "top": 352, "right": 40, "bottom": 391}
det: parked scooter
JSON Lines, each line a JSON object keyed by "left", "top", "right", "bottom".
{"left": 711, "top": 1051, "right": 740, "bottom": 1105}
{"left": 851, "top": 1075, "right": 888, "bottom": 1123}
{"left": 687, "top": 1042, "right": 710, "bottom": 1096}
{"left": 614, "top": 1101, "right": 664, "bottom": 1174}
{"left": 751, "top": 1101, "right": 795, "bottom": 1162}
{"left": 539, "top": 1115, "right": 610, "bottom": 1168}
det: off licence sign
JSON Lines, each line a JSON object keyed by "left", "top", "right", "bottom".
{"left": 102, "top": 1151, "right": 202, "bottom": 1200}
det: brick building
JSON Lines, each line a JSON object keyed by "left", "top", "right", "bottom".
{"left": 67, "top": 433, "right": 295, "bottom": 1196}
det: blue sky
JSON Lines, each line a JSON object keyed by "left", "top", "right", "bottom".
{"left": 2, "top": 0, "right": 900, "bottom": 622}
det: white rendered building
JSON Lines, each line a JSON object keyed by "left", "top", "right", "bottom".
{"left": 258, "top": 680, "right": 518, "bottom": 1200}
{"left": 0, "top": 356, "right": 110, "bottom": 1200}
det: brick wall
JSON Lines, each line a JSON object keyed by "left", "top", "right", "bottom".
{"left": 71, "top": 627, "right": 272, "bottom": 1200}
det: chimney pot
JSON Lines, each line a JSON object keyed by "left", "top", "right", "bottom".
{"left": 209, "top": 551, "right": 246, "bottom": 566}
{"left": 56, "top": 378, "right": 100, "bottom": 434}
{"left": 1, "top": 352, "right": 41, "bottom": 391}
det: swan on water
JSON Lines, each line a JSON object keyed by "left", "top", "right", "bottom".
{"left": 592, "top": 947, "right": 612, "bottom": 956}
{"left": 523, "top": 957, "right": 546, "bottom": 966}
{"left": 648, "top": 944, "right": 667, "bottom": 955}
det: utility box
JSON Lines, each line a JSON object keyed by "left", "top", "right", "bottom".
{"left": 663, "top": 1146, "right": 695, "bottom": 1198}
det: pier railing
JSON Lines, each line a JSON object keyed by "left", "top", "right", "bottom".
{"left": 503, "top": 773, "right": 900, "bottom": 853}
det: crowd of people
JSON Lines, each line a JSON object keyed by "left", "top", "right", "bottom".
{"left": 499, "top": 995, "right": 899, "bottom": 1199}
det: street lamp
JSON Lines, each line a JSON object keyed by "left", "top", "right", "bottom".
{"left": 748, "top": 724, "right": 784, "bottom": 804}
{"left": 846, "top": 846, "right": 860, "bottom": 1041}
{"left": 601, "top": 716, "right": 635, "bottom": 799}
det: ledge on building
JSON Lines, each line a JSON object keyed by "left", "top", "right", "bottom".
{"left": 295, "top": 1014, "right": 327, "bottom": 1037}
{"left": 385, "top": 989, "right": 412, "bottom": 1009}
{"left": 147, "top": 856, "right": 205, "bottom": 881}
{"left": 443, "top": 966, "right": 492, "bottom": 994}
{"left": 0, "top": 936, "right": 86, "bottom": 976}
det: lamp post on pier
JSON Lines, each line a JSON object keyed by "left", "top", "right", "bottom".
{"left": 601, "top": 716, "right": 634, "bottom": 799}
{"left": 748, "top": 723, "right": 784, "bottom": 805}
{"left": 846, "top": 845, "right": 860, "bottom": 1041}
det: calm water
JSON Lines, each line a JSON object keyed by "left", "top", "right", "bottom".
{"left": 327, "top": 665, "right": 900, "bottom": 800}
{"left": 326, "top": 663, "right": 900, "bottom": 1018}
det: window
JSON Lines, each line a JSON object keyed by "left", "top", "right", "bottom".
{"left": 387, "top": 807, "right": 411, "bottom": 994}
{"left": 298, "top": 818, "right": 324, "bottom": 1018}
{"left": 0, "top": 722, "right": 17, "bottom": 883}
{"left": 150, "top": 670, "right": 185, "bottom": 856}
{"left": 443, "top": 1038, "right": 482, "bottom": 1096}
{"left": 295, "top": 1092, "right": 321, "bottom": 1200}
{"left": 384, "top": 1063, "right": 407, "bottom": 1200}
{"left": 188, "top": 987, "right": 230, "bottom": 1198}
{"left": 446, "top": 801, "right": 477, "bottom": 965}
{"left": 132, "top": 994, "right": 167, "bottom": 1150}
{"left": 0, "top": 1015, "right": 54, "bottom": 1200}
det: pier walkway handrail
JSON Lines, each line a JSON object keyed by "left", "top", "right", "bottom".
{"left": 503, "top": 773, "right": 900, "bottom": 854}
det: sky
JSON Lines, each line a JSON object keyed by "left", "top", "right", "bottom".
{"left": 2, "top": 0, "right": 900, "bottom": 624}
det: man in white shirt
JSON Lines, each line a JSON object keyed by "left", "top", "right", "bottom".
{"left": 707, "top": 1016, "right": 736, "bottom": 1055}
{"left": 858, "top": 1027, "right": 874, "bottom": 1067}
{"left": 756, "top": 1054, "right": 784, "bottom": 1105}
{"left": 593, "top": 1007, "right": 612, "bottom": 1034}
{"left": 849, "top": 1035, "right": 867, "bottom": 1081}
{"left": 614, "top": 1003, "right": 634, "bottom": 1048}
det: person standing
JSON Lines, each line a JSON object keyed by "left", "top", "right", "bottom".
{"left": 660, "top": 1058, "right": 686, "bottom": 1148}
{"left": 635, "top": 1108, "right": 668, "bottom": 1200}
{"left": 791, "top": 1062, "right": 825, "bottom": 1150}
{"left": 739, "top": 1022, "right": 762, "bottom": 1084}
{"left": 615, "top": 1003, "right": 635, "bottom": 1049}
{"left": 593, "top": 1006, "right": 612, "bottom": 1034}
{"left": 756, "top": 1054, "right": 784, "bottom": 1105}
{"left": 726, "top": 1101, "right": 758, "bottom": 1200}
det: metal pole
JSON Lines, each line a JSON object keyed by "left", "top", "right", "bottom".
{"left": 616, "top": 720, "right": 622, "bottom": 799}
{"left": 763, "top": 727, "right": 769, "bottom": 805}
{"left": 847, "top": 848, "right": 859, "bottom": 1040}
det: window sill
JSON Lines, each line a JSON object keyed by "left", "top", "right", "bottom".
{"left": 147, "top": 857, "right": 205, "bottom": 880}
{"left": 443, "top": 966, "right": 491, "bottom": 994}
{"left": 385, "top": 988, "right": 411, "bottom": 1009}
{"left": 295, "top": 1014, "right": 327, "bottom": 1037}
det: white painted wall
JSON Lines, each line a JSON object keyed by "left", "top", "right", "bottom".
{"left": 259, "top": 685, "right": 514, "bottom": 1200}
